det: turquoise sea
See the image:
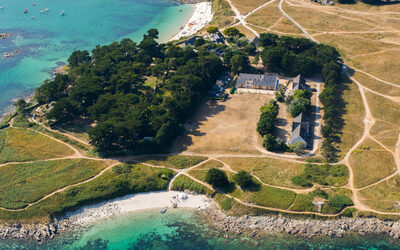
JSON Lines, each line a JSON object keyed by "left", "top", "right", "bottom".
{"left": 1, "top": 208, "right": 400, "bottom": 249}
{"left": 0, "top": 0, "right": 194, "bottom": 114}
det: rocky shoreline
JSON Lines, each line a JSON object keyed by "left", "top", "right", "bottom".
{"left": 199, "top": 204, "right": 400, "bottom": 240}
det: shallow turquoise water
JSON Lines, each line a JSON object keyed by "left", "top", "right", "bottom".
{"left": 1, "top": 208, "right": 400, "bottom": 249}
{"left": 0, "top": 0, "right": 194, "bottom": 114}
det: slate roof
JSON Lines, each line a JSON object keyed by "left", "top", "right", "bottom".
{"left": 236, "top": 73, "right": 278, "bottom": 90}
{"left": 181, "top": 36, "right": 199, "bottom": 47}
{"left": 290, "top": 112, "right": 310, "bottom": 146}
{"left": 292, "top": 74, "right": 308, "bottom": 92}
{"left": 209, "top": 32, "right": 225, "bottom": 44}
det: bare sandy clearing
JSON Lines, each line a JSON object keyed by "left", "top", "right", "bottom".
{"left": 172, "top": 93, "right": 271, "bottom": 155}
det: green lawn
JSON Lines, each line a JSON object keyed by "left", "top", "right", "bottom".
{"left": 0, "top": 159, "right": 109, "bottom": 209}
{"left": 0, "top": 128, "right": 75, "bottom": 164}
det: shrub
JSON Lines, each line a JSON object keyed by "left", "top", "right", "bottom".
{"left": 325, "top": 195, "right": 354, "bottom": 213}
{"left": 291, "top": 176, "right": 312, "bottom": 187}
{"left": 205, "top": 168, "right": 229, "bottom": 188}
{"left": 206, "top": 26, "right": 219, "bottom": 34}
{"left": 232, "top": 170, "right": 253, "bottom": 188}
{"left": 223, "top": 27, "right": 243, "bottom": 37}
{"left": 292, "top": 141, "right": 306, "bottom": 155}
{"left": 262, "top": 134, "right": 276, "bottom": 151}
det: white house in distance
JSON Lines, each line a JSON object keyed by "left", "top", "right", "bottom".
{"left": 236, "top": 73, "right": 279, "bottom": 94}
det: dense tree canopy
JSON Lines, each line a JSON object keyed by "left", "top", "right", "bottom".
{"left": 36, "top": 30, "right": 224, "bottom": 153}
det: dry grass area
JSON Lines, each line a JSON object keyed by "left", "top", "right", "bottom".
{"left": 370, "top": 121, "right": 399, "bottom": 152}
{"left": 219, "top": 157, "right": 305, "bottom": 189}
{"left": 230, "top": 0, "right": 267, "bottom": 14}
{"left": 352, "top": 50, "right": 400, "bottom": 86}
{"left": 269, "top": 17, "right": 302, "bottom": 34}
{"left": 211, "top": 0, "right": 237, "bottom": 28}
{"left": 172, "top": 94, "right": 270, "bottom": 154}
{"left": 246, "top": 1, "right": 283, "bottom": 28}
{"left": 366, "top": 92, "right": 400, "bottom": 127}
{"left": 337, "top": 80, "right": 365, "bottom": 160}
{"left": 315, "top": 34, "right": 396, "bottom": 62}
{"left": 359, "top": 175, "right": 400, "bottom": 212}
{"left": 0, "top": 128, "right": 75, "bottom": 164}
{"left": 235, "top": 24, "right": 257, "bottom": 38}
{"left": 282, "top": 2, "right": 374, "bottom": 32}
{"left": 349, "top": 139, "right": 396, "bottom": 189}
{"left": 196, "top": 160, "right": 225, "bottom": 170}
{"left": 352, "top": 71, "right": 400, "bottom": 97}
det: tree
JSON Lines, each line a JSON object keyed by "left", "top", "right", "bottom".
{"left": 229, "top": 53, "right": 249, "bottom": 74}
{"left": 194, "top": 37, "right": 205, "bottom": 47}
{"left": 223, "top": 27, "right": 243, "bottom": 37}
{"left": 326, "top": 195, "right": 353, "bottom": 213}
{"left": 206, "top": 26, "right": 219, "bottom": 34}
{"left": 287, "top": 97, "right": 310, "bottom": 117}
{"left": 14, "top": 99, "right": 27, "bottom": 112}
{"left": 259, "top": 33, "right": 278, "bottom": 47}
{"left": 263, "top": 134, "right": 276, "bottom": 151}
{"left": 291, "top": 176, "right": 312, "bottom": 187}
{"left": 205, "top": 168, "right": 229, "bottom": 188}
{"left": 292, "top": 141, "right": 306, "bottom": 155}
{"left": 68, "top": 50, "right": 91, "bottom": 67}
{"left": 232, "top": 171, "right": 253, "bottom": 188}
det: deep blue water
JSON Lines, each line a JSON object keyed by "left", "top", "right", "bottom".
{"left": 0, "top": 0, "right": 194, "bottom": 114}
{"left": 1, "top": 209, "right": 400, "bottom": 249}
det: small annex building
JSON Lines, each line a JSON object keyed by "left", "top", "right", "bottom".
{"left": 289, "top": 112, "right": 310, "bottom": 147}
{"left": 291, "top": 74, "right": 309, "bottom": 94}
{"left": 236, "top": 73, "right": 279, "bottom": 94}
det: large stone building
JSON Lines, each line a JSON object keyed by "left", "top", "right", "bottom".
{"left": 236, "top": 73, "right": 279, "bottom": 94}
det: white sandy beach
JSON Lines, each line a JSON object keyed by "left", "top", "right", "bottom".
{"left": 170, "top": 2, "right": 213, "bottom": 41}
{"left": 61, "top": 191, "right": 211, "bottom": 226}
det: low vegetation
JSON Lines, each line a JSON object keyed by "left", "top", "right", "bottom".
{"left": 0, "top": 128, "right": 74, "bottom": 164}
{"left": 291, "top": 164, "right": 349, "bottom": 187}
{"left": 142, "top": 155, "right": 207, "bottom": 169}
{"left": 171, "top": 175, "right": 214, "bottom": 195}
{"left": 0, "top": 159, "right": 108, "bottom": 209}
{"left": 0, "top": 164, "right": 173, "bottom": 221}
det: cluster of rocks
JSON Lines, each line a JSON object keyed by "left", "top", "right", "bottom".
{"left": 199, "top": 205, "right": 400, "bottom": 240}
{"left": 0, "top": 220, "right": 73, "bottom": 244}
{"left": 0, "top": 33, "right": 12, "bottom": 39}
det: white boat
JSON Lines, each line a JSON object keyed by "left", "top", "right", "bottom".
{"left": 160, "top": 207, "right": 167, "bottom": 214}
{"left": 0, "top": 6, "right": 4, "bottom": 9}
{"left": 60, "top": 10, "right": 64, "bottom": 16}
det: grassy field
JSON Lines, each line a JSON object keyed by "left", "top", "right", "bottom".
{"left": 246, "top": 1, "right": 282, "bottom": 29}
{"left": 210, "top": 0, "right": 236, "bottom": 28}
{"left": 282, "top": 2, "right": 374, "bottom": 32}
{"left": 0, "top": 159, "right": 109, "bottom": 209}
{"left": 219, "top": 157, "right": 305, "bottom": 189}
{"left": 288, "top": 194, "right": 314, "bottom": 212}
{"left": 244, "top": 185, "right": 296, "bottom": 209}
{"left": 352, "top": 50, "right": 400, "bottom": 85}
{"left": 352, "top": 71, "right": 400, "bottom": 97}
{"left": 370, "top": 121, "right": 399, "bottom": 152}
{"left": 230, "top": 0, "right": 266, "bottom": 14}
{"left": 359, "top": 175, "right": 400, "bottom": 212}
{"left": 366, "top": 92, "right": 400, "bottom": 127}
{"left": 140, "top": 155, "right": 208, "bottom": 169}
{"left": 349, "top": 139, "right": 396, "bottom": 189}
{"left": 336, "top": 80, "right": 365, "bottom": 160}
{"left": 0, "top": 164, "right": 173, "bottom": 222}
{"left": 171, "top": 175, "right": 214, "bottom": 195}
{"left": 0, "top": 128, "right": 75, "bottom": 164}
{"left": 196, "top": 160, "right": 224, "bottom": 170}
